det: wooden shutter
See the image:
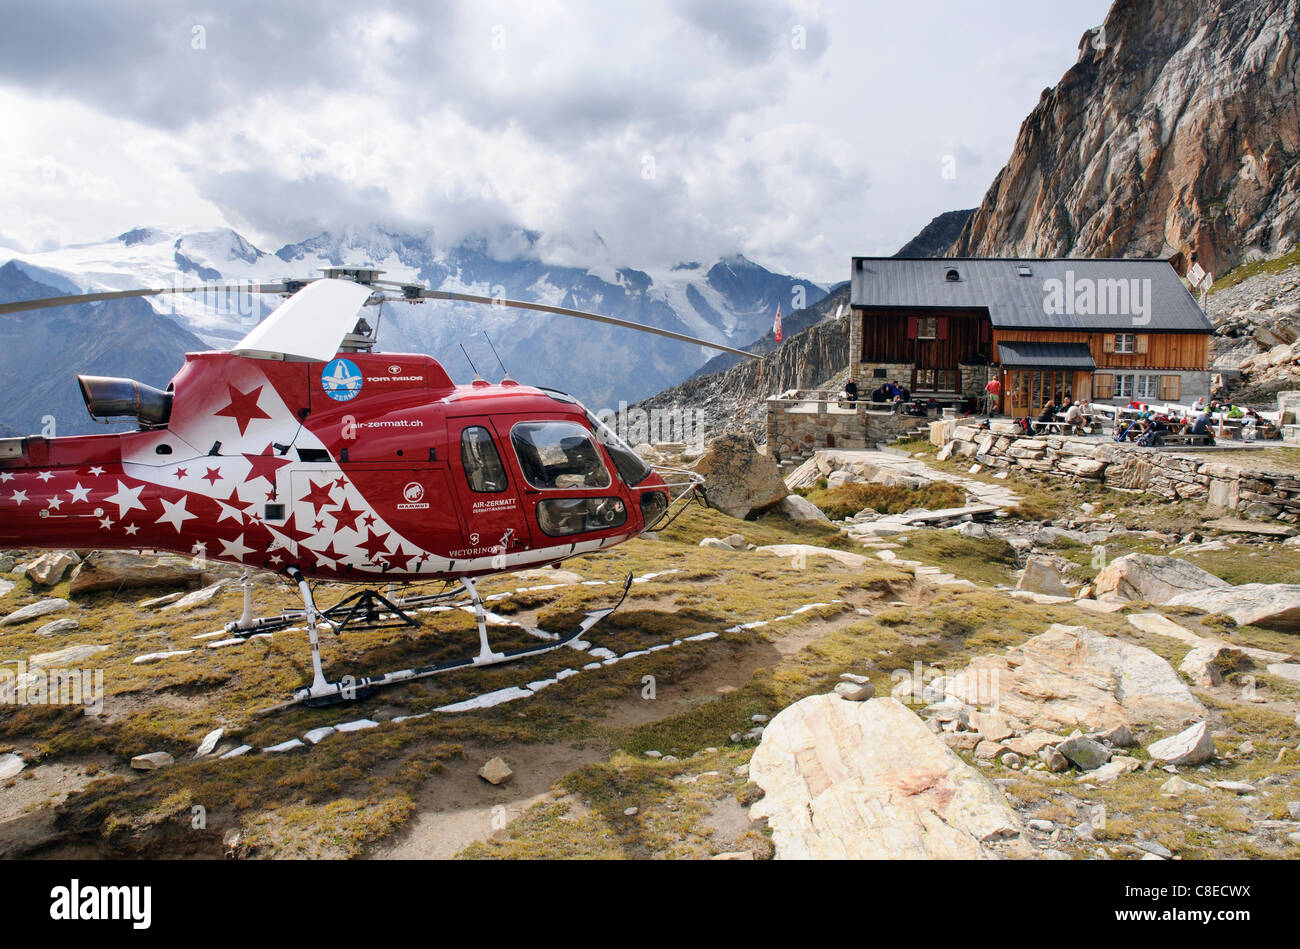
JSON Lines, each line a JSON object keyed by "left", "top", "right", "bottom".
{"left": 1159, "top": 375, "right": 1180, "bottom": 401}
{"left": 906, "top": 315, "right": 918, "bottom": 339}
{"left": 1102, "top": 334, "right": 1116, "bottom": 354}
{"left": 936, "top": 316, "right": 949, "bottom": 340}
{"left": 1093, "top": 373, "right": 1114, "bottom": 399}
{"left": 1135, "top": 334, "right": 1149, "bottom": 354}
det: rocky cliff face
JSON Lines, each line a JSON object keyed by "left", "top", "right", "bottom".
{"left": 953, "top": 0, "right": 1300, "bottom": 278}
{"left": 636, "top": 286, "right": 850, "bottom": 443}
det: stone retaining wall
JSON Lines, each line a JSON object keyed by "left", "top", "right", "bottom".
{"left": 930, "top": 419, "right": 1300, "bottom": 522}
{"left": 766, "top": 401, "right": 919, "bottom": 462}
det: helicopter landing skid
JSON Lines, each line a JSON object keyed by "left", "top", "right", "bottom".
{"left": 277, "top": 569, "right": 635, "bottom": 709}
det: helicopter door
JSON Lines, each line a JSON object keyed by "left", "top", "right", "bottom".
{"left": 450, "top": 419, "right": 533, "bottom": 565}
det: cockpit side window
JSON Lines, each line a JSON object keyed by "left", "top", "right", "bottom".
{"left": 461, "top": 426, "right": 509, "bottom": 493}
{"left": 510, "top": 421, "right": 611, "bottom": 490}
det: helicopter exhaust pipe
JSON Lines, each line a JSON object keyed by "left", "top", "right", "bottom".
{"left": 77, "top": 375, "right": 173, "bottom": 427}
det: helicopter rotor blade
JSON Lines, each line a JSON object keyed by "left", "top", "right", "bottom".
{"left": 375, "top": 281, "right": 760, "bottom": 361}
{"left": 0, "top": 282, "right": 297, "bottom": 316}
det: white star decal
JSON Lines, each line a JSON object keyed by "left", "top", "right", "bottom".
{"left": 155, "top": 496, "right": 197, "bottom": 533}
{"left": 35, "top": 471, "right": 54, "bottom": 482}
{"left": 46, "top": 495, "right": 62, "bottom": 510}
{"left": 88, "top": 466, "right": 105, "bottom": 476}
{"left": 0, "top": 472, "right": 12, "bottom": 482}
{"left": 105, "top": 480, "right": 147, "bottom": 518}
{"left": 10, "top": 489, "right": 27, "bottom": 506}
{"left": 67, "top": 483, "right": 91, "bottom": 504}
{"left": 99, "top": 516, "right": 115, "bottom": 530}
{"left": 218, "top": 534, "right": 254, "bottom": 561}
{"left": 216, "top": 499, "right": 248, "bottom": 525}
{"left": 124, "top": 523, "right": 139, "bottom": 535}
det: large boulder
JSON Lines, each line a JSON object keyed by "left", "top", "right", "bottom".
{"left": 68, "top": 551, "right": 205, "bottom": 596}
{"left": 1017, "top": 555, "right": 1071, "bottom": 596}
{"left": 749, "top": 695, "right": 1030, "bottom": 859}
{"left": 953, "top": 624, "right": 1203, "bottom": 733}
{"left": 691, "top": 433, "right": 788, "bottom": 520}
{"left": 1092, "top": 554, "right": 1230, "bottom": 604}
{"left": 1166, "top": 584, "right": 1300, "bottom": 632}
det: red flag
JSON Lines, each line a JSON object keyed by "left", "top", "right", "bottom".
{"left": 773, "top": 302, "right": 782, "bottom": 343}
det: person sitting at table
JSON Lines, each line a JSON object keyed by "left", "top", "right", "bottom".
{"left": 1189, "top": 410, "right": 1212, "bottom": 439}
{"left": 1032, "top": 400, "right": 1059, "bottom": 434}
{"left": 1063, "top": 399, "right": 1089, "bottom": 435}
{"left": 1191, "top": 396, "right": 1207, "bottom": 413}
{"left": 842, "top": 378, "right": 858, "bottom": 407}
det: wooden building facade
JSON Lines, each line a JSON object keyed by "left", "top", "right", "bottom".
{"left": 848, "top": 258, "right": 1213, "bottom": 418}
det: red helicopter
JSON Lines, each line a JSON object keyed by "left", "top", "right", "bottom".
{"left": 0, "top": 268, "right": 757, "bottom": 705}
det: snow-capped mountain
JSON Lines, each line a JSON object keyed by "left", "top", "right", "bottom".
{"left": 0, "top": 226, "right": 826, "bottom": 423}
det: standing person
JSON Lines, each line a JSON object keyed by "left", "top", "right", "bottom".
{"left": 984, "top": 376, "right": 1001, "bottom": 417}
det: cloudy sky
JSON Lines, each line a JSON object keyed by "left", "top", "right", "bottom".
{"left": 0, "top": 0, "right": 1112, "bottom": 283}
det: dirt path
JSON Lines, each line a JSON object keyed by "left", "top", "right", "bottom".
{"left": 366, "top": 741, "right": 605, "bottom": 859}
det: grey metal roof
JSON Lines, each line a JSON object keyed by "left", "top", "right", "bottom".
{"left": 997, "top": 340, "right": 1096, "bottom": 369}
{"left": 850, "top": 257, "right": 1213, "bottom": 333}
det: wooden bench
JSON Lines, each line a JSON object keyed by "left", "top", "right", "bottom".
{"left": 1160, "top": 432, "right": 1214, "bottom": 446}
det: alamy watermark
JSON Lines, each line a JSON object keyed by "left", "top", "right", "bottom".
{"left": 594, "top": 402, "right": 707, "bottom": 450}
{"left": 1042, "top": 270, "right": 1151, "bottom": 326}
{"left": 0, "top": 660, "right": 104, "bottom": 715}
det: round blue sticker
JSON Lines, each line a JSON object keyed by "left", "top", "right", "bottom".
{"left": 321, "top": 358, "right": 363, "bottom": 402}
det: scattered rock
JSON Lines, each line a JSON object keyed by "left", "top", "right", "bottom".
{"left": 479, "top": 757, "right": 513, "bottom": 785}
{"left": 33, "top": 618, "right": 78, "bottom": 636}
{"left": 1213, "top": 780, "right": 1256, "bottom": 794}
{"left": 1038, "top": 745, "right": 1070, "bottom": 772}
{"left": 303, "top": 727, "right": 336, "bottom": 745}
{"left": 1016, "top": 556, "right": 1071, "bottom": 596}
{"left": 1179, "top": 643, "right": 1250, "bottom": 686}
{"left": 28, "top": 643, "right": 106, "bottom": 668}
{"left": 0, "top": 598, "right": 70, "bottom": 626}
{"left": 754, "top": 544, "right": 867, "bottom": 567}
{"left": 24, "top": 551, "right": 79, "bottom": 586}
{"left": 1160, "top": 775, "right": 1206, "bottom": 795}
{"left": 195, "top": 728, "right": 223, "bottom": 757}
{"left": 0, "top": 753, "right": 25, "bottom": 780}
{"left": 1136, "top": 839, "right": 1173, "bottom": 859}
{"left": 1057, "top": 736, "right": 1112, "bottom": 771}
{"left": 699, "top": 537, "right": 735, "bottom": 551}
{"left": 131, "top": 752, "right": 174, "bottom": 771}
{"left": 137, "top": 592, "right": 186, "bottom": 609}
{"left": 162, "top": 581, "right": 227, "bottom": 612}
{"left": 834, "top": 680, "right": 874, "bottom": 701}
{"left": 1089, "top": 723, "right": 1136, "bottom": 748}
{"left": 779, "top": 493, "right": 831, "bottom": 524}
{"left": 1147, "top": 721, "right": 1216, "bottom": 767}
{"left": 623, "top": 806, "right": 638, "bottom": 816}
{"left": 748, "top": 696, "right": 1031, "bottom": 858}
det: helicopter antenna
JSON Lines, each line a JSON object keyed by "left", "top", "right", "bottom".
{"left": 460, "top": 343, "right": 482, "bottom": 380}
{"left": 483, "top": 331, "right": 510, "bottom": 380}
